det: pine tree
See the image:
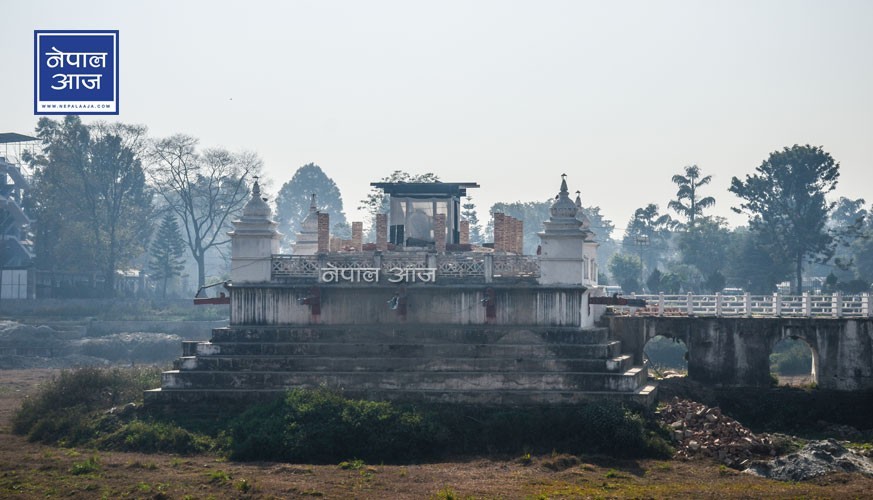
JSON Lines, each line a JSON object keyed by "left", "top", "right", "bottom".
{"left": 149, "top": 214, "right": 186, "bottom": 298}
{"left": 461, "top": 196, "right": 483, "bottom": 244}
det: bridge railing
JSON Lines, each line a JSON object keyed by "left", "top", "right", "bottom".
{"left": 628, "top": 292, "right": 873, "bottom": 318}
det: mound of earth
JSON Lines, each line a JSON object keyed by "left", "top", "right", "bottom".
{"left": 745, "top": 439, "right": 873, "bottom": 481}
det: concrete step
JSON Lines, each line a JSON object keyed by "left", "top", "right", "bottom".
{"left": 193, "top": 341, "right": 623, "bottom": 359}
{"left": 177, "top": 354, "right": 635, "bottom": 373}
{"left": 145, "top": 382, "right": 657, "bottom": 407}
{"left": 209, "top": 326, "right": 612, "bottom": 345}
{"left": 160, "top": 367, "right": 646, "bottom": 393}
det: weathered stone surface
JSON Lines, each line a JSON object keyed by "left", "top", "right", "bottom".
{"left": 609, "top": 316, "right": 873, "bottom": 391}
{"left": 745, "top": 440, "right": 873, "bottom": 481}
{"left": 148, "top": 323, "right": 656, "bottom": 407}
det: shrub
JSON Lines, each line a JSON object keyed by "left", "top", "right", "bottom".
{"left": 229, "top": 389, "right": 671, "bottom": 463}
{"left": 96, "top": 419, "right": 211, "bottom": 454}
{"left": 230, "top": 388, "right": 446, "bottom": 463}
{"left": 12, "top": 366, "right": 161, "bottom": 444}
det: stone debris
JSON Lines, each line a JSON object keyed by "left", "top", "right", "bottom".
{"left": 744, "top": 439, "right": 873, "bottom": 481}
{"left": 657, "top": 397, "right": 777, "bottom": 468}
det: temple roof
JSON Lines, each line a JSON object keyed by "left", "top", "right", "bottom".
{"left": 0, "top": 133, "right": 37, "bottom": 144}
{"left": 241, "top": 179, "right": 271, "bottom": 219}
{"left": 369, "top": 182, "right": 479, "bottom": 198}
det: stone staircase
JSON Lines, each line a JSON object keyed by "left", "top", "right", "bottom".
{"left": 145, "top": 325, "right": 657, "bottom": 406}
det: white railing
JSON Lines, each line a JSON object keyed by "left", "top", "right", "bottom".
{"left": 626, "top": 292, "right": 873, "bottom": 318}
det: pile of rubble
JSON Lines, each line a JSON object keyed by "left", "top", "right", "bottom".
{"left": 745, "top": 439, "right": 873, "bottom": 481}
{"left": 657, "top": 397, "right": 778, "bottom": 468}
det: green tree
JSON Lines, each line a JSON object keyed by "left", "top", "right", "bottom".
{"left": 28, "top": 117, "right": 153, "bottom": 296}
{"left": 149, "top": 134, "right": 261, "bottom": 288}
{"left": 646, "top": 269, "right": 663, "bottom": 293}
{"left": 724, "top": 228, "right": 791, "bottom": 294}
{"left": 850, "top": 203, "right": 873, "bottom": 284}
{"left": 580, "top": 205, "right": 618, "bottom": 273}
{"left": 608, "top": 253, "right": 642, "bottom": 293}
{"left": 676, "top": 216, "right": 731, "bottom": 278}
{"left": 622, "top": 204, "right": 675, "bottom": 279}
{"left": 274, "top": 163, "right": 347, "bottom": 248}
{"left": 730, "top": 144, "right": 840, "bottom": 293}
{"left": 668, "top": 165, "right": 716, "bottom": 228}
{"left": 461, "top": 196, "right": 483, "bottom": 244}
{"left": 149, "top": 213, "right": 186, "bottom": 298}
{"left": 704, "top": 270, "right": 726, "bottom": 293}
{"left": 823, "top": 197, "right": 867, "bottom": 280}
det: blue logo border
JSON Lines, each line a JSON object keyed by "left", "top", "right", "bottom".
{"left": 34, "top": 29, "right": 120, "bottom": 116}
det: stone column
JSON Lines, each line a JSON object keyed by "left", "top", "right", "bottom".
{"left": 434, "top": 214, "right": 447, "bottom": 253}
{"left": 351, "top": 222, "right": 363, "bottom": 251}
{"left": 376, "top": 214, "right": 388, "bottom": 251}
{"left": 317, "top": 213, "right": 330, "bottom": 254}
{"left": 459, "top": 220, "right": 470, "bottom": 245}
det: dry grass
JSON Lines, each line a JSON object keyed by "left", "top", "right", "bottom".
{"left": 1, "top": 369, "right": 872, "bottom": 498}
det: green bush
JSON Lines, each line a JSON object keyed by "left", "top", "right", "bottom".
{"left": 229, "top": 389, "right": 671, "bottom": 463}
{"left": 770, "top": 339, "right": 813, "bottom": 375}
{"left": 12, "top": 366, "right": 161, "bottom": 443}
{"left": 230, "top": 388, "right": 445, "bottom": 463}
{"left": 96, "top": 420, "right": 212, "bottom": 454}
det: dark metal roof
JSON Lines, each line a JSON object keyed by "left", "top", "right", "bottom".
{"left": 0, "top": 133, "right": 38, "bottom": 144}
{"left": 370, "top": 182, "right": 480, "bottom": 198}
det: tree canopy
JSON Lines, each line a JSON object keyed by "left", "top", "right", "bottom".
{"left": 149, "top": 134, "right": 261, "bottom": 288}
{"left": 730, "top": 144, "right": 840, "bottom": 293}
{"left": 27, "top": 116, "right": 153, "bottom": 296}
{"left": 668, "top": 164, "right": 715, "bottom": 228}
{"left": 274, "top": 163, "right": 347, "bottom": 248}
{"left": 149, "top": 213, "right": 186, "bottom": 298}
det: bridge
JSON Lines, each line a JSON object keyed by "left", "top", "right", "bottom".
{"left": 621, "top": 292, "right": 873, "bottom": 318}
{"left": 603, "top": 293, "right": 873, "bottom": 392}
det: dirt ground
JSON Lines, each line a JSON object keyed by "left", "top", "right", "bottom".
{"left": 2, "top": 370, "right": 873, "bottom": 499}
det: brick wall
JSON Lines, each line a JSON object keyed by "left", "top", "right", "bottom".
{"left": 376, "top": 213, "right": 388, "bottom": 251}
{"left": 317, "top": 213, "right": 330, "bottom": 253}
{"left": 459, "top": 220, "right": 470, "bottom": 245}
{"left": 434, "top": 214, "right": 446, "bottom": 253}
{"left": 351, "top": 221, "right": 363, "bottom": 251}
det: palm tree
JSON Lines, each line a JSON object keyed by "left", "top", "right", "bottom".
{"left": 668, "top": 165, "right": 716, "bottom": 227}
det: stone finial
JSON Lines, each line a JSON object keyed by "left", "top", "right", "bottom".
{"left": 549, "top": 174, "right": 577, "bottom": 219}
{"left": 242, "top": 177, "right": 271, "bottom": 219}
{"left": 309, "top": 193, "right": 317, "bottom": 213}
{"left": 575, "top": 190, "right": 582, "bottom": 209}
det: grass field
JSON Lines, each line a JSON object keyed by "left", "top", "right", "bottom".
{"left": 2, "top": 369, "right": 873, "bottom": 499}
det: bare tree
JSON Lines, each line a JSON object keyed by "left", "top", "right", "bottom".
{"left": 149, "top": 134, "right": 261, "bottom": 287}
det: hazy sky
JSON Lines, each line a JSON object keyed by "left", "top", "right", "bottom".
{"left": 2, "top": 1, "right": 872, "bottom": 236}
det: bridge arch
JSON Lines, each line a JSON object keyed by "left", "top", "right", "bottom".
{"left": 769, "top": 335, "right": 818, "bottom": 386}
{"left": 607, "top": 316, "right": 873, "bottom": 391}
